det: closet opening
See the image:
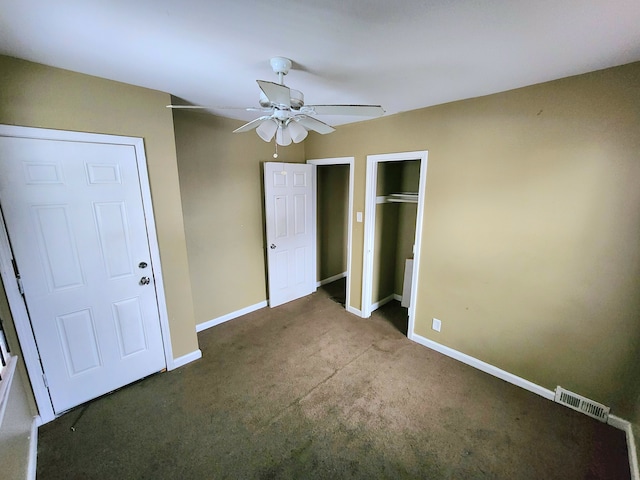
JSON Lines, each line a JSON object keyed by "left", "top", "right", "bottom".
{"left": 362, "top": 151, "right": 428, "bottom": 337}
{"left": 307, "top": 157, "right": 355, "bottom": 313}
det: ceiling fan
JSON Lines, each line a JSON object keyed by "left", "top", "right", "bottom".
{"left": 168, "top": 57, "right": 385, "bottom": 146}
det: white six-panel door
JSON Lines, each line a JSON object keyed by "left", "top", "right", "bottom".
{"left": 0, "top": 136, "right": 166, "bottom": 414}
{"left": 264, "top": 162, "right": 316, "bottom": 307}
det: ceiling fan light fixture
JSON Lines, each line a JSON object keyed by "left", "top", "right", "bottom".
{"left": 256, "top": 119, "right": 278, "bottom": 142}
{"left": 276, "top": 125, "right": 292, "bottom": 146}
{"left": 288, "top": 120, "right": 308, "bottom": 143}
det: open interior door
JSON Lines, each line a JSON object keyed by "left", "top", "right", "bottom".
{"left": 264, "top": 162, "right": 316, "bottom": 307}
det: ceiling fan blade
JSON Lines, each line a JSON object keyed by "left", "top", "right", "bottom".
{"left": 304, "top": 105, "right": 385, "bottom": 117}
{"left": 166, "top": 105, "right": 268, "bottom": 112}
{"left": 166, "top": 105, "right": 212, "bottom": 109}
{"left": 257, "top": 80, "right": 291, "bottom": 107}
{"left": 232, "top": 116, "right": 272, "bottom": 133}
{"left": 296, "top": 116, "right": 336, "bottom": 135}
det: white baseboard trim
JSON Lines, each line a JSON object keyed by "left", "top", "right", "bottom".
{"left": 371, "top": 294, "right": 396, "bottom": 312}
{"left": 409, "top": 332, "right": 555, "bottom": 401}
{"left": 196, "top": 301, "right": 268, "bottom": 333}
{"left": 171, "top": 349, "right": 202, "bottom": 369}
{"left": 346, "top": 305, "right": 362, "bottom": 317}
{"left": 393, "top": 294, "right": 402, "bottom": 302}
{"left": 410, "top": 332, "right": 640, "bottom": 478}
{"left": 28, "top": 417, "right": 38, "bottom": 480}
{"left": 608, "top": 415, "right": 639, "bottom": 480}
{"left": 317, "top": 271, "right": 347, "bottom": 287}
{"left": 608, "top": 414, "right": 630, "bottom": 430}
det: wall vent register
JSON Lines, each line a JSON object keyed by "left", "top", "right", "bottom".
{"left": 554, "top": 386, "right": 610, "bottom": 422}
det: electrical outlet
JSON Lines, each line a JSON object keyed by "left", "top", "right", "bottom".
{"left": 432, "top": 318, "right": 442, "bottom": 332}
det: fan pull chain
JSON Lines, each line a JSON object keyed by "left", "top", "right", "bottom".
{"left": 273, "top": 140, "right": 278, "bottom": 159}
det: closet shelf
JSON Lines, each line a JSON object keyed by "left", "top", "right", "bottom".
{"left": 376, "top": 192, "right": 418, "bottom": 204}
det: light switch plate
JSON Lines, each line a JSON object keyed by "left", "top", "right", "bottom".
{"left": 356, "top": 211, "right": 363, "bottom": 223}
{"left": 432, "top": 318, "right": 442, "bottom": 332}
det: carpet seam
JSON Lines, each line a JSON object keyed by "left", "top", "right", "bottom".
{"left": 257, "top": 345, "right": 375, "bottom": 430}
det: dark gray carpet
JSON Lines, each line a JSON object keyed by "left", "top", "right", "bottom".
{"left": 37, "top": 280, "right": 630, "bottom": 479}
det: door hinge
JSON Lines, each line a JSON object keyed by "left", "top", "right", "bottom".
{"left": 11, "top": 258, "right": 24, "bottom": 295}
{"left": 42, "top": 373, "right": 49, "bottom": 388}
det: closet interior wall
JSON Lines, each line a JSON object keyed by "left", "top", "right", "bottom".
{"left": 372, "top": 160, "right": 420, "bottom": 305}
{"left": 317, "top": 165, "right": 349, "bottom": 283}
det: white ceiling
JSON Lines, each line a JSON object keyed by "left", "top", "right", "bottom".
{"left": 1, "top": 0, "right": 639, "bottom": 127}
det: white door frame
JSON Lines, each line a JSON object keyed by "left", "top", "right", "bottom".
{"left": 0, "top": 124, "right": 174, "bottom": 424}
{"left": 307, "top": 157, "right": 355, "bottom": 315}
{"left": 362, "top": 151, "right": 428, "bottom": 337}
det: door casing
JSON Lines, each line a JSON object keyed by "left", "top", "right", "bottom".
{"left": 362, "top": 150, "right": 429, "bottom": 338}
{"left": 0, "top": 124, "right": 174, "bottom": 424}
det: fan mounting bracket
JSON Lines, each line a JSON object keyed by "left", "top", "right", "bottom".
{"left": 270, "top": 57, "right": 292, "bottom": 76}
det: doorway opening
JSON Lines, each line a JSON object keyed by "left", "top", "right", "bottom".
{"left": 362, "top": 151, "right": 428, "bottom": 338}
{"left": 307, "top": 157, "right": 354, "bottom": 313}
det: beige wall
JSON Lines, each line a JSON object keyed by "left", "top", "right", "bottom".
{"left": 394, "top": 161, "right": 420, "bottom": 296}
{"left": 0, "top": 56, "right": 199, "bottom": 362}
{"left": 317, "top": 165, "right": 349, "bottom": 281}
{"left": 172, "top": 110, "right": 305, "bottom": 324}
{"left": 372, "top": 203, "right": 400, "bottom": 301}
{"left": 394, "top": 203, "right": 416, "bottom": 297}
{"left": 306, "top": 62, "right": 640, "bottom": 419}
{"left": 372, "top": 162, "right": 401, "bottom": 302}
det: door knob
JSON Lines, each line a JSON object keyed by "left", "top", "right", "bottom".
{"left": 139, "top": 276, "right": 151, "bottom": 285}
{"left": 270, "top": 244, "right": 276, "bottom": 249}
